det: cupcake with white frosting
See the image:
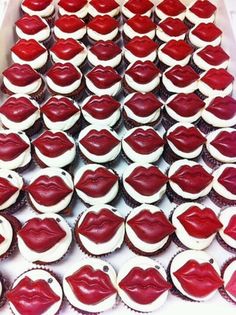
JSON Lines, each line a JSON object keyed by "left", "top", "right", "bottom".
{"left": 154, "top": 0, "right": 186, "bottom": 23}
{"left": 122, "top": 0, "right": 153, "bottom": 20}
{"left": 123, "top": 15, "right": 156, "bottom": 42}
{"left": 185, "top": 0, "right": 217, "bottom": 28}
{"left": 88, "top": 0, "right": 120, "bottom": 19}
{"left": 156, "top": 17, "right": 188, "bottom": 44}
{"left": 53, "top": 15, "right": 86, "bottom": 41}
{"left": 21, "top": 0, "right": 55, "bottom": 26}
{"left": 58, "top": 0, "right": 88, "bottom": 19}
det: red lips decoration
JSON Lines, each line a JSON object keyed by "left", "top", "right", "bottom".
{"left": 77, "top": 208, "right": 124, "bottom": 243}
{"left": 190, "top": 0, "right": 216, "bottom": 18}
{"left": 125, "top": 92, "right": 162, "bottom": 116}
{"left": 170, "top": 165, "right": 213, "bottom": 194}
{"left": 125, "top": 36, "right": 158, "bottom": 58}
{"left": 225, "top": 271, "right": 236, "bottom": 298}
{"left": 167, "top": 93, "right": 205, "bottom": 117}
{"left": 162, "top": 40, "right": 193, "bottom": 60}
{"left": 83, "top": 95, "right": 120, "bottom": 119}
{"left": 87, "top": 66, "right": 121, "bottom": 88}
{"left": 90, "top": 40, "right": 121, "bottom": 60}
{"left": 0, "top": 133, "right": 29, "bottom": 161}
{"left": 173, "top": 260, "right": 223, "bottom": 298}
{"left": 177, "top": 206, "right": 222, "bottom": 238}
{"left": 124, "top": 0, "right": 153, "bottom": 14}
{"left": 90, "top": 0, "right": 119, "bottom": 13}
{"left": 15, "top": 14, "right": 47, "bottom": 34}
{"left": 157, "top": 0, "right": 186, "bottom": 16}
{"left": 165, "top": 65, "right": 199, "bottom": 87}
{"left": 58, "top": 0, "right": 87, "bottom": 12}
{"left": 218, "top": 167, "right": 236, "bottom": 195}
{"left": 0, "top": 96, "right": 38, "bottom": 122}
{"left": 119, "top": 267, "right": 172, "bottom": 304}
{"left": 224, "top": 215, "right": 236, "bottom": 240}
{"left": 66, "top": 265, "right": 116, "bottom": 304}
{"left": 22, "top": 0, "right": 52, "bottom": 11}
{"left": 0, "top": 177, "right": 18, "bottom": 206}
{"left": 197, "top": 45, "right": 229, "bottom": 66}
{"left": 126, "top": 15, "right": 156, "bottom": 33}
{"left": 51, "top": 39, "right": 84, "bottom": 60}
{"left": 18, "top": 217, "right": 66, "bottom": 252}
{"left": 125, "top": 166, "right": 168, "bottom": 196}
{"left": 75, "top": 167, "right": 118, "bottom": 198}
{"left": 201, "top": 69, "right": 234, "bottom": 90}
{"left": 167, "top": 126, "right": 206, "bottom": 153}
{"left": 126, "top": 61, "right": 160, "bottom": 84}
{"left": 128, "top": 210, "right": 175, "bottom": 243}
{"left": 3, "top": 64, "right": 40, "bottom": 86}
{"left": 7, "top": 276, "right": 60, "bottom": 315}
{"left": 124, "top": 128, "right": 164, "bottom": 154}
{"left": 0, "top": 235, "right": 5, "bottom": 244}
{"left": 210, "top": 131, "right": 236, "bottom": 158}
{"left": 46, "top": 63, "right": 81, "bottom": 86}
{"left": 158, "top": 17, "right": 188, "bottom": 36}
{"left": 11, "top": 39, "right": 46, "bottom": 61}
{"left": 88, "top": 15, "right": 119, "bottom": 34}
{"left": 26, "top": 175, "right": 73, "bottom": 206}
{"left": 192, "top": 23, "right": 222, "bottom": 41}
{"left": 55, "top": 15, "right": 85, "bottom": 32}
{"left": 206, "top": 96, "right": 236, "bottom": 120}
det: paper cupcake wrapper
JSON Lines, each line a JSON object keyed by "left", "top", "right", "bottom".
{"left": 219, "top": 257, "right": 236, "bottom": 305}
{"left": 209, "top": 189, "right": 236, "bottom": 208}
{"left": 0, "top": 274, "right": 9, "bottom": 309}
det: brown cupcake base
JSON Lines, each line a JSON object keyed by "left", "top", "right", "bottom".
{"left": 0, "top": 274, "right": 9, "bottom": 309}
{"left": 159, "top": 82, "right": 176, "bottom": 102}
{"left": 123, "top": 109, "right": 162, "bottom": 130}
{"left": 202, "top": 145, "right": 223, "bottom": 169}
{"left": 189, "top": 57, "right": 204, "bottom": 74}
{"left": 209, "top": 189, "right": 236, "bottom": 208}
{"left": 166, "top": 184, "right": 206, "bottom": 205}
{"left": 216, "top": 233, "right": 236, "bottom": 255}
{"left": 1, "top": 190, "right": 26, "bottom": 215}
{"left": 183, "top": 18, "right": 195, "bottom": 29}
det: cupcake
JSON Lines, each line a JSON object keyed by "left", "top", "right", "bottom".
{"left": 26, "top": 167, "right": 74, "bottom": 214}
{"left": 74, "top": 164, "right": 119, "bottom": 206}
{"left": 0, "top": 130, "right": 31, "bottom": 172}
{"left": 220, "top": 257, "right": 236, "bottom": 304}
{"left": 185, "top": 0, "right": 217, "bottom": 28}
{"left": 17, "top": 213, "right": 72, "bottom": 264}
{"left": 218, "top": 207, "right": 236, "bottom": 254}
{"left": 41, "top": 95, "right": 81, "bottom": 135}
{"left": 0, "top": 273, "right": 8, "bottom": 308}
{"left": 63, "top": 258, "right": 117, "bottom": 313}
{"left": 125, "top": 204, "right": 175, "bottom": 255}
{"left": 122, "top": 163, "right": 168, "bottom": 207}
{"left": 74, "top": 204, "right": 125, "bottom": 256}
{"left": 167, "top": 159, "right": 213, "bottom": 204}
{"left": 86, "top": 66, "right": 121, "bottom": 96}
{"left": 1, "top": 63, "right": 46, "bottom": 103}
{"left": 117, "top": 256, "right": 171, "bottom": 312}
{"left": 122, "top": 0, "right": 154, "bottom": 20}
{"left": 33, "top": 130, "right": 76, "bottom": 169}
{"left": 123, "top": 15, "right": 156, "bottom": 42}
{"left": 88, "top": 0, "right": 120, "bottom": 19}
{"left": 7, "top": 269, "right": 63, "bottom": 315}
{"left": 122, "top": 126, "right": 164, "bottom": 164}
{"left": 0, "top": 94, "right": 41, "bottom": 137}
{"left": 210, "top": 164, "right": 236, "bottom": 207}
{"left": 78, "top": 125, "right": 121, "bottom": 165}
{"left": 154, "top": 0, "right": 186, "bottom": 23}
{"left": 163, "top": 122, "right": 206, "bottom": 164}
{"left": 171, "top": 202, "right": 222, "bottom": 250}
{"left": 169, "top": 250, "right": 223, "bottom": 301}
{"left": 123, "top": 92, "right": 163, "bottom": 129}
{"left": 53, "top": 15, "right": 86, "bottom": 41}
{"left": 58, "top": 0, "right": 88, "bottom": 19}
{"left": 156, "top": 17, "right": 188, "bottom": 44}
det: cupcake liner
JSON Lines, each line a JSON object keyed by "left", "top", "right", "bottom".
{"left": 202, "top": 145, "right": 223, "bottom": 169}
{"left": 41, "top": 34, "right": 54, "bottom": 49}
{"left": 1, "top": 118, "right": 43, "bottom": 138}
{"left": 183, "top": 18, "right": 195, "bottom": 29}
{"left": 197, "top": 118, "right": 218, "bottom": 135}
{"left": 189, "top": 57, "right": 204, "bottom": 74}
{"left": 166, "top": 184, "right": 206, "bottom": 205}
{"left": 1, "top": 190, "right": 26, "bottom": 215}
{"left": 185, "top": 33, "right": 198, "bottom": 51}
{"left": 15, "top": 159, "right": 33, "bottom": 174}
{"left": 154, "top": 13, "right": 161, "bottom": 24}
{"left": 216, "top": 233, "right": 236, "bottom": 255}
{"left": 0, "top": 274, "right": 9, "bottom": 309}
{"left": 195, "top": 89, "right": 207, "bottom": 101}
{"left": 44, "top": 11, "right": 56, "bottom": 28}
{"left": 47, "top": 79, "right": 85, "bottom": 101}
{"left": 158, "top": 61, "right": 171, "bottom": 73}
{"left": 219, "top": 257, "right": 236, "bottom": 305}
{"left": 122, "top": 77, "right": 160, "bottom": 96}
{"left": 161, "top": 107, "right": 178, "bottom": 130}
{"left": 31, "top": 80, "right": 47, "bottom": 104}
{"left": 123, "top": 109, "right": 162, "bottom": 130}
{"left": 209, "top": 189, "right": 236, "bottom": 208}
{"left": 159, "top": 82, "right": 175, "bottom": 102}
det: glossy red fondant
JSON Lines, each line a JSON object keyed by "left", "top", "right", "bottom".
{"left": 218, "top": 167, "right": 236, "bottom": 195}
{"left": 201, "top": 69, "right": 234, "bottom": 90}
{"left": 0, "top": 177, "right": 18, "bottom": 206}
{"left": 158, "top": 17, "right": 188, "bottom": 36}
{"left": 90, "top": 41, "right": 121, "bottom": 60}
{"left": 224, "top": 215, "right": 236, "bottom": 240}
{"left": 125, "top": 36, "right": 158, "bottom": 58}
{"left": 167, "top": 93, "right": 205, "bottom": 117}
{"left": 192, "top": 23, "right": 222, "bottom": 41}
{"left": 125, "top": 92, "right": 162, "bottom": 116}
{"left": 190, "top": 0, "right": 216, "bottom": 18}
{"left": 22, "top": 0, "right": 52, "bottom": 11}
{"left": 126, "top": 15, "right": 156, "bottom": 33}
{"left": 0, "top": 133, "right": 29, "bottom": 161}
{"left": 55, "top": 15, "right": 85, "bottom": 32}
{"left": 46, "top": 63, "right": 81, "bottom": 86}
{"left": 162, "top": 40, "right": 193, "bottom": 60}
{"left": 197, "top": 45, "right": 229, "bottom": 66}
{"left": 83, "top": 95, "right": 120, "bottom": 119}
{"left": 88, "top": 15, "right": 118, "bottom": 34}
{"left": 124, "top": 0, "right": 153, "bottom": 14}
{"left": 206, "top": 96, "right": 236, "bottom": 120}
{"left": 225, "top": 271, "right": 236, "bottom": 298}
{"left": 58, "top": 0, "right": 87, "bottom": 12}
{"left": 86, "top": 66, "right": 121, "bottom": 88}
{"left": 165, "top": 65, "right": 199, "bottom": 87}
{"left": 210, "top": 131, "right": 236, "bottom": 158}
{"left": 15, "top": 14, "right": 47, "bottom": 35}
{"left": 51, "top": 39, "right": 84, "bottom": 60}
{"left": 90, "top": 0, "right": 119, "bottom": 13}
{"left": 3, "top": 63, "right": 40, "bottom": 86}
{"left": 126, "top": 61, "right": 160, "bottom": 84}
{"left": 0, "top": 235, "right": 5, "bottom": 244}
{"left": 11, "top": 39, "right": 46, "bottom": 61}
{"left": 157, "top": 0, "right": 186, "bottom": 16}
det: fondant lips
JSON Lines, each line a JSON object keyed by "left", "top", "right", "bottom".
{"left": 126, "top": 61, "right": 160, "bottom": 84}
{"left": 125, "top": 166, "right": 168, "bottom": 196}
{"left": 201, "top": 69, "right": 234, "bottom": 90}
{"left": 159, "top": 17, "right": 188, "bottom": 36}
{"left": 165, "top": 65, "right": 199, "bottom": 87}
{"left": 128, "top": 210, "right": 175, "bottom": 243}
{"left": 124, "top": 0, "right": 153, "bottom": 14}
{"left": 173, "top": 260, "right": 223, "bottom": 298}
{"left": 3, "top": 64, "right": 40, "bottom": 86}
{"left": 51, "top": 39, "right": 84, "bottom": 60}
{"left": 58, "top": 0, "right": 87, "bottom": 12}
{"left": 170, "top": 165, "right": 213, "bottom": 194}
{"left": 0, "top": 177, "right": 18, "bottom": 205}
{"left": 19, "top": 217, "right": 66, "bottom": 252}
{"left": 125, "top": 36, "right": 158, "bottom": 58}
{"left": 190, "top": 0, "right": 216, "bottom": 18}
{"left": 119, "top": 267, "right": 172, "bottom": 304}
{"left": 177, "top": 206, "right": 222, "bottom": 238}
{"left": 0, "top": 133, "right": 29, "bottom": 161}
{"left": 218, "top": 167, "right": 236, "bottom": 195}
{"left": 46, "top": 63, "right": 81, "bottom": 86}
{"left": 225, "top": 271, "right": 236, "bottom": 298}
{"left": 192, "top": 23, "right": 222, "bottom": 41}
{"left": 90, "top": 0, "right": 119, "bottom": 13}
{"left": 210, "top": 131, "right": 236, "bottom": 158}
{"left": 15, "top": 14, "right": 47, "bottom": 34}
{"left": 83, "top": 95, "right": 120, "bottom": 119}
{"left": 126, "top": 15, "right": 156, "bottom": 33}
{"left": 224, "top": 215, "right": 236, "bottom": 240}
{"left": 88, "top": 15, "right": 119, "bottom": 34}
{"left": 90, "top": 41, "right": 121, "bottom": 60}
{"left": 77, "top": 208, "right": 124, "bottom": 243}
{"left": 125, "top": 92, "right": 162, "bottom": 116}
{"left": 206, "top": 96, "right": 236, "bottom": 120}
{"left": 26, "top": 175, "right": 73, "bottom": 206}
{"left": 33, "top": 131, "right": 74, "bottom": 157}
{"left": 124, "top": 128, "right": 164, "bottom": 154}
{"left": 87, "top": 66, "right": 121, "bottom": 88}
{"left": 66, "top": 265, "right": 116, "bottom": 304}
{"left": 55, "top": 15, "right": 85, "bottom": 32}
{"left": 22, "top": 0, "right": 52, "bottom": 10}
{"left": 157, "top": 0, "right": 186, "bottom": 15}
{"left": 197, "top": 46, "right": 229, "bottom": 66}
{"left": 11, "top": 39, "right": 46, "bottom": 61}
{"left": 168, "top": 93, "right": 204, "bottom": 117}
{"left": 75, "top": 168, "right": 118, "bottom": 197}
{"left": 162, "top": 40, "right": 193, "bottom": 60}
{"left": 7, "top": 276, "right": 60, "bottom": 315}
{"left": 0, "top": 234, "right": 5, "bottom": 244}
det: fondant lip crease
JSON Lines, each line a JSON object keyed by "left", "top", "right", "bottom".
{"left": 0, "top": 133, "right": 29, "bottom": 161}
{"left": 83, "top": 96, "right": 120, "bottom": 119}
{"left": 41, "top": 97, "right": 79, "bottom": 121}
{"left": 0, "top": 97, "right": 38, "bottom": 121}
{"left": 0, "top": 177, "right": 18, "bottom": 205}
{"left": 125, "top": 93, "right": 162, "bottom": 116}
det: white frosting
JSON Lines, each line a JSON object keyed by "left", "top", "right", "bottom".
{"left": 158, "top": 42, "right": 191, "bottom": 67}
{"left": 189, "top": 26, "right": 221, "bottom": 48}
{"left": 122, "top": 126, "right": 164, "bottom": 163}
{"left": 86, "top": 76, "right": 121, "bottom": 97}
{"left": 88, "top": 49, "right": 122, "bottom": 68}
{"left": 53, "top": 25, "right": 86, "bottom": 40}
{"left": 87, "top": 27, "right": 118, "bottom": 41}
{"left": 168, "top": 159, "right": 213, "bottom": 199}
{"left": 16, "top": 16, "right": 50, "bottom": 42}
{"left": 124, "top": 47, "right": 157, "bottom": 63}
{"left": 156, "top": 26, "right": 186, "bottom": 43}
{"left": 117, "top": 256, "right": 169, "bottom": 312}
{"left": 0, "top": 281, "right": 2, "bottom": 298}
{"left": 212, "top": 164, "right": 236, "bottom": 201}
{"left": 10, "top": 269, "right": 62, "bottom": 315}
{"left": 88, "top": 4, "right": 120, "bottom": 17}
{"left": 193, "top": 47, "right": 229, "bottom": 71}
{"left": 123, "top": 162, "right": 167, "bottom": 204}
{"left": 223, "top": 259, "right": 236, "bottom": 302}
{"left": 76, "top": 204, "right": 125, "bottom": 255}
{"left": 78, "top": 125, "right": 121, "bottom": 163}
{"left": 63, "top": 258, "right": 117, "bottom": 313}
{"left": 198, "top": 76, "right": 233, "bottom": 98}
{"left": 58, "top": 5, "right": 88, "bottom": 19}
{"left": 170, "top": 250, "right": 221, "bottom": 301}
{"left": 125, "top": 69, "right": 161, "bottom": 93}
{"left": 0, "top": 169, "right": 23, "bottom": 211}
{"left": 28, "top": 167, "right": 74, "bottom": 213}
{"left": 0, "top": 215, "right": 13, "bottom": 256}
{"left": 122, "top": 2, "right": 152, "bottom": 19}
{"left": 186, "top": 8, "right": 215, "bottom": 25}
{"left": 219, "top": 207, "right": 236, "bottom": 249}
{"left": 74, "top": 164, "right": 119, "bottom": 205}
{"left": 3, "top": 75, "right": 42, "bottom": 95}
{"left": 18, "top": 213, "right": 72, "bottom": 263}
{"left": 123, "top": 23, "right": 155, "bottom": 40}
{"left": 155, "top": 7, "right": 186, "bottom": 21}
{"left": 0, "top": 130, "right": 31, "bottom": 170}
{"left": 21, "top": 2, "right": 55, "bottom": 18}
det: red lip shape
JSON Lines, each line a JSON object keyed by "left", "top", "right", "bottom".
{"left": 218, "top": 167, "right": 236, "bottom": 195}
{"left": 76, "top": 168, "right": 118, "bottom": 198}
{"left": 125, "top": 166, "right": 168, "bottom": 196}
{"left": 162, "top": 40, "right": 193, "bottom": 60}
{"left": 126, "top": 61, "right": 160, "bottom": 84}
{"left": 51, "top": 39, "right": 84, "bottom": 60}
{"left": 58, "top": 0, "right": 87, "bottom": 12}
{"left": 173, "top": 260, "right": 223, "bottom": 298}
{"left": 80, "top": 129, "right": 120, "bottom": 155}
{"left": 206, "top": 96, "right": 236, "bottom": 120}
{"left": 90, "top": 41, "right": 121, "bottom": 60}
{"left": 87, "top": 66, "right": 121, "bottom": 89}
{"left": 157, "top": 0, "right": 185, "bottom": 15}
{"left": 125, "top": 92, "right": 162, "bottom": 116}
{"left": 88, "top": 15, "right": 118, "bottom": 34}
{"left": 26, "top": 175, "right": 73, "bottom": 206}
{"left": 125, "top": 128, "right": 164, "bottom": 154}
{"left": 159, "top": 18, "right": 188, "bottom": 36}
{"left": 168, "top": 93, "right": 205, "bottom": 117}
{"left": 170, "top": 165, "right": 213, "bottom": 194}
{"left": 83, "top": 95, "right": 120, "bottom": 119}
{"left": 119, "top": 267, "right": 172, "bottom": 304}
{"left": 167, "top": 126, "right": 206, "bottom": 152}
{"left": 0, "top": 235, "right": 5, "bottom": 244}
{"left": 19, "top": 217, "right": 66, "bottom": 252}
{"left": 15, "top": 14, "right": 47, "bottom": 34}
{"left": 197, "top": 46, "right": 229, "bottom": 66}
{"left": 0, "top": 133, "right": 29, "bottom": 161}
{"left": 11, "top": 39, "right": 46, "bottom": 61}
{"left": 33, "top": 131, "right": 74, "bottom": 157}
{"left": 201, "top": 69, "right": 234, "bottom": 90}
{"left": 126, "top": 15, "right": 156, "bottom": 33}
{"left": 3, "top": 64, "right": 40, "bottom": 86}
{"left": 210, "top": 131, "right": 236, "bottom": 158}
{"left": 177, "top": 206, "right": 222, "bottom": 238}
{"left": 128, "top": 210, "right": 175, "bottom": 243}
{"left": 125, "top": 36, "right": 158, "bottom": 58}
{"left": 7, "top": 276, "right": 60, "bottom": 315}
{"left": 90, "top": 0, "right": 119, "bottom": 13}
{"left": 46, "top": 63, "right": 81, "bottom": 86}
{"left": 22, "top": 0, "right": 52, "bottom": 10}
{"left": 225, "top": 271, "right": 236, "bottom": 298}
{"left": 77, "top": 208, "right": 124, "bottom": 243}
{"left": 55, "top": 15, "right": 85, "bottom": 32}
{"left": 0, "top": 177, "right": 18, "bottom": 205}
{"left": 224, "top": 215, "right": 236, "bottom": 240}
{"left": 190, "top": 0, "right": 216, "bottom": 18}
{"left": 192, "top": 23, "right": 222, "bottom": 42}
{"left": 124, "top": 0, "right": 153, "bottom": 14}
{"left": 66, "top": 265, "right": 116, "bottom": 304}
{"left": 165, "top": 65, "right": 199, "bottom": 88}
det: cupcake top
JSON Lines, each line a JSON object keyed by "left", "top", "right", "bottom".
{"left": 122, "top": 0, "right": 154, "bottom": 19}
{"left": 218, "top": 207, "right": 236, "bottom": 251}
{"left": 87, "top": 15, "right": 119, "bottom": 41}
{"left": 21, "top": 0, "right": 54, "bottom": 18}
{"left": 117, "top": 256, "right": 171, "bottom": 312}
{"left": 122, "top": 126, "right": 164, "bottom": 163}
{"left": 0, "top": 214, "right": 14, "bottom": 257}
{"left": 58, "top": 0, "right": 88, "bottom": 19}
{"left": 189, "top": 22, "right": 222, "bottom": 48}
{"left": 172, "top": 202, "right": 222, "bottom": 250}
{"left": 212, "top": 164, "right": 236, "bottom": 202}
{"left": 156, "top": 17, "right": 188, "bottom": 42}
{"left": 54, "top": 15, "right": 86, "bottom": 40}
{"left": 88, "top": 0, "right": 120, "bottom": 18}
{"left": 124, "top": 15, "right": 156, "bottom": 39}
{"left": 221, "top": 258, "right": 236, "bottom": 302}
{"left": 63, "top": 258, "right": 117, "bottom": 313}
{"left": 75, "top": 204, "right": 125, "bottom": 256}
{"left": 123, "top": 163, "right": 168, "bottom": 204}
{"left": 170, "top": 250, "right": 223, "bottom": 301}
{"left": 18, "top": 213, "right": 72, "bottom": 263}
{"left": 155, "top": 0, "right": 186, "bottom": 20}
{"left": 74, "top": 164, "right": 119, "bottom": 205}
{"left": 168, "top": 159, "right": 213, "bottom": 200}
{"left": 186, "top": 0, "right": 216, "bottom": 25}
{"left": 26, "top": 167, "right": 74, "bottom": 213}
{"left": 33, "top": 130, "right": 76, "bottom": 168}
{"left": 7, "top": 269, "right": 63, "bottom": 315}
